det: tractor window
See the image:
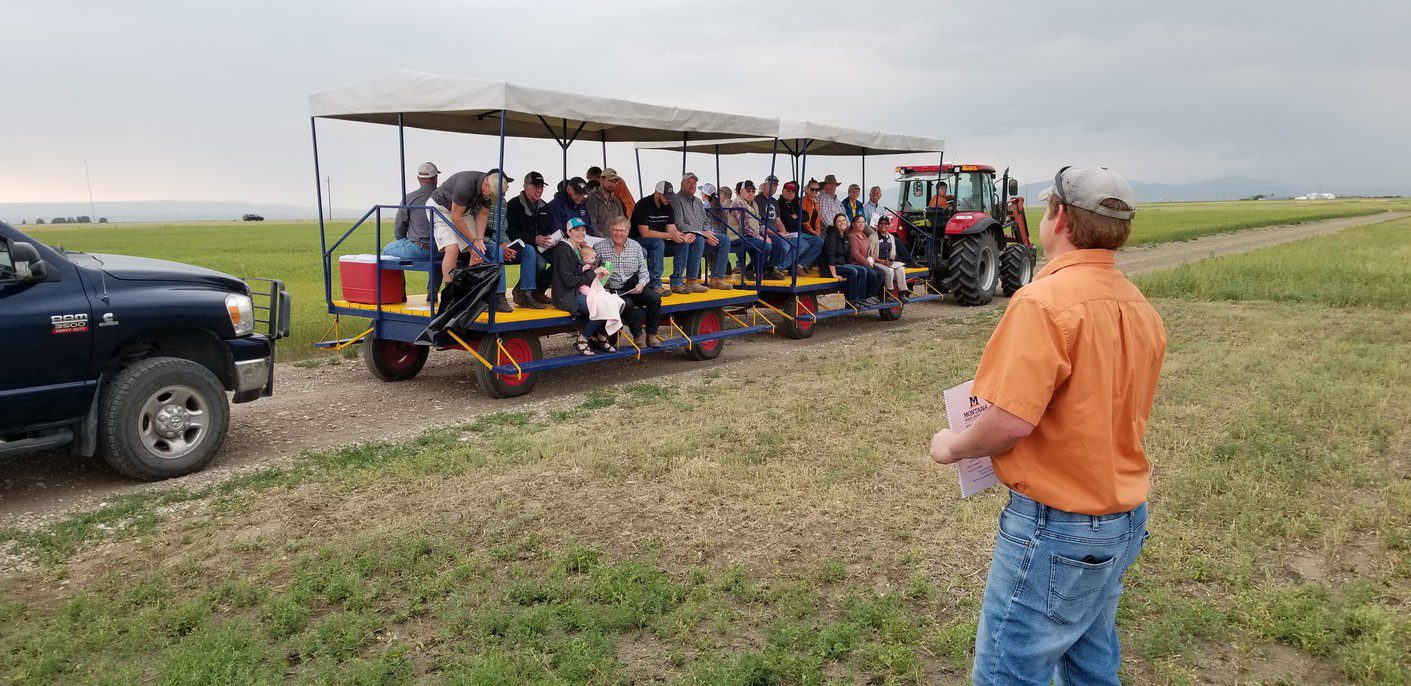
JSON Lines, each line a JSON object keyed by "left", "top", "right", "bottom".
{"left": 899, "top": 179, "right": 932, "bottom": 212}
{"left": 953, "top": 173, "right": 983, "bottom": 211}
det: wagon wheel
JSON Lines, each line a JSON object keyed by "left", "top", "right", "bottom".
{"left": 474, "top": 333, "right": 542, "bottom": 398}
{"left": 684, "top": 307, "right": 726, "bottom": 361}
{"left": 362, "top": 335, "right": 429, "bottom": 381}
{"left": 781, "top": 294, "right": 817, "bottom": 340}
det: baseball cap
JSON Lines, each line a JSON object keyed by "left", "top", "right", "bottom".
{"left": 1040, "top": 165, "right": 1137, "bottom": 219}
{"left": 566, "top": 217, "right": 587, "bottom": 232}
{"left": 566, "top": 176, "right": 589, "bottom": 194}
{"left": 416, "top": 162, "right": 439, "bottom": 179}
{"left": 524, "top": 171, "right": 546, "bottom": 187}
{"left": 487, "top": 168, "right": 515, "bottom": 184}
{"left": 682, "top": 171, "right": 699, "bottom": 182}
{"left": 654, "top": 180, "right": 675, "bottom": 195}
{"left": 848, "top": 183, "right": 861, "bottom": 191}
{"left": 783, "top": 180, "right": 798, "bottom": 191}
{"left": 739, "top": 179, "right": 756, "bottom": 190}
{"left": 700, "top": 182, "right": 717, "bottom": 196}
{"left": 763, "top": 174, "right": 779, "bottom": 184}
{"left": 601, "top": 168, "right": 621, "bottom": 182}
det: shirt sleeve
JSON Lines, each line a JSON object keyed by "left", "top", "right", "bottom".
{"left": 972, "top": 296, "right": 1071, "bottom": 426}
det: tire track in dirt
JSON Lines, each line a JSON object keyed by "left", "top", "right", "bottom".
{"left": 2, "top": 211, "right": 1403, "bottom": 528}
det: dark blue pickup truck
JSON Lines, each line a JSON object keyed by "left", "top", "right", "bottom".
{"left": 0, "top": 221, "right": 290, "bottom": 480}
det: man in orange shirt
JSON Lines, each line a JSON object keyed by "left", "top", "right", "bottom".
{"left": 930, "top": 166, "right": 1165, "bottom": 685}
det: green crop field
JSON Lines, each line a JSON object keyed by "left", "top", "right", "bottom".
{"left": 3, "top": 217, "right": 1409, "bottom": 683}
{"left": 18, "top": 198, "right": 1404, "bottom": 360}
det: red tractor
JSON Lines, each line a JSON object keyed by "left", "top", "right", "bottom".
{"left": 892, "top": 164, "right": 1037, "bottom": 305}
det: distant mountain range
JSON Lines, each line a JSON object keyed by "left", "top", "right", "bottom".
{"left": 4, "top": 177, "right": 1407, "bottom": 225}
{"left": 0, "top": 200, "right": 362, "bottom": 224}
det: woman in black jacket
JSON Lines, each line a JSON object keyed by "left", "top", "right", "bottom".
{"left": 822, "top": 213, "right": 870, "bottom": 305}
{"left": 550, "top": 219, "right": 608, "bottom": 355}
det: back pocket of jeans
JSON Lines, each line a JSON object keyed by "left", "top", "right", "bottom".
{"left": 1046, "top": 553, "right": 1119, "bottom": 625}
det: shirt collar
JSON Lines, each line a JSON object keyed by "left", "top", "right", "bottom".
{"left": 1035, "top": 249, "right": 1116, "bottom": 280}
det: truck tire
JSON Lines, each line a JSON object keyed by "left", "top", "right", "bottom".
{"left": 97, "top": 357, "right": 230, "bottom": 480}
{"left": 362, "top": 335, "right": 429, "bottom": 381}
{"left": 1000, "top": 244, "right": 1037, "bottom": 296}
{"left": 943, "top": 232, "right": 1000, "bottom": 306}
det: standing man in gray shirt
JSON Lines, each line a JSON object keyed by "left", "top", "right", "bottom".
{"left": 384, "top": 162, "right": 439, "bottom": 261}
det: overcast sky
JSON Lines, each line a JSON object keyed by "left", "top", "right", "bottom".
{"left": 3, "top": 1, "right": 1409, "bottom": 211}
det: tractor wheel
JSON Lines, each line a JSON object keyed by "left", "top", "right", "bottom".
{"left": 1000, "top": 244, "right": 1037, "bottom": 296}
{"left": 684, "top": 308, "right": 726, "bottom": 361}
{"left": 474, "top": 333, "right": 542, "bottom": 399}
{"left": 362, "top": 335, "right": 429, "bottom": 381}
{"left": 782, "top": 294, "right": 818, "bottom": 340}
{"left": 943, "top": 232, "right": 1000, "bottom": 306}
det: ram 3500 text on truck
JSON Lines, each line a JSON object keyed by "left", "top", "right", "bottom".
{"left": 0, "top": 221, "right": 290, "bottom": 480}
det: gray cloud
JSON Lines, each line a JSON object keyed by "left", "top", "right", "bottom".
{"left": 2, "top": 0, "right": 1407, "bottom": 214}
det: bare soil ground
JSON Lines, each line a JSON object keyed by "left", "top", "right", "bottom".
{"left": 1, "top": 211, "right": 1402, "bottom": 530}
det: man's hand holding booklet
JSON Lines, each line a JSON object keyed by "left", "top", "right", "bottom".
{"left": 938, "top": 379, "right": 1000, "bottom": 498}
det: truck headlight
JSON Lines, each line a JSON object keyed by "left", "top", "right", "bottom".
{"left": 226, "top": 293, "right": 254, "bottom": 336}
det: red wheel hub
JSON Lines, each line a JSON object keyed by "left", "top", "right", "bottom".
{"left": 496, "top": 337, "right": 534, "bottom": 386}
{"left": 698, "top": 311, "right": 721, "bottom": 353}
{"left": 796, "top": 296, "right": 816, "bottom": 332}
{"left": 382, "top": 341, "right": 420, "bottom": 369}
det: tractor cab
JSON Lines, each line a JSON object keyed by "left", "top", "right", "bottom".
{"left": 895, "top": 164, "right": 1002, "bottom": 230}
{"left": 891, "top": 164, "right": 1035, "bottom": 306}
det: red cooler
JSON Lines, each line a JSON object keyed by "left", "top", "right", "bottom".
{"left": 339, "top": 255, "right": 406, "bottom": 304}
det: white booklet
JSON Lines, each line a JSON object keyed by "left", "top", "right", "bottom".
{"left": 539, "top": 230, "right": 563, "bottom": 254}
{"left": 942, "top": 379, "right": 1001, "bottom": 498}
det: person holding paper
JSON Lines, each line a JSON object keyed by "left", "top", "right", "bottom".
{"left": 929, "top": 166, "right": 1166, "bottom": 686}
{"left": 507, "top": 171, "right": 555, "bottom": 309}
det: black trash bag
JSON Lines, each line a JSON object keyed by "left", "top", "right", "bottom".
{"left": 417, "top": 262, "right": 500, "bottom": 344}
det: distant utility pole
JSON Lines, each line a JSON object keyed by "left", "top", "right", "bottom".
{"left": 325, "top": 176, "right": 333, "bottom": 220}
{"left": 84, "top": 160, "right": 96, "bottom": 221}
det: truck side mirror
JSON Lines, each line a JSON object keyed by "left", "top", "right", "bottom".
{"left": 10, "top": 242, "right": 50, "bottom": 282}
{"left": 1008, "top": 178, "right": 1020, "bottom": 196}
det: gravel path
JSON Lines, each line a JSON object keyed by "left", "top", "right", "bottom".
{"left": 2, "top": 211, "right": 1402, "bottom": 530}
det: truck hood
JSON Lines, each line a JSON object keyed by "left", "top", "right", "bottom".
{"left": 70, "top": 253, "right": 247, "bottom": 292}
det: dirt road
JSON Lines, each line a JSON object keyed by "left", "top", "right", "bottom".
{"left": 2, "top": 212, "right": 1402, "bottom": 529}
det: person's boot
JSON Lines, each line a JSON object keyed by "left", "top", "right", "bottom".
{"left": 532, "top": 289, "right": 553, "bottom": 305}
{"left": 765, "top": 267, "right": 786, "bottom": 280}
{"left": 512, "top": 288, "right": 544, "bottom": 309}
{"left": 708, "top": 277, "right": 734, "bottom": 291}
{"left": 646, "top": 332, "right": 662, "bottom": 347}
{"left": 671, "top": 283, "right": 689, "bottom": 295}
{"left": 495, "top": 293, "right": 514, "bottom": 313}
{"left": 685, "top": 279, "right": 709, "bottom": 294}
{"left": 633, "top": 330, "right": 648, "bottom": 349}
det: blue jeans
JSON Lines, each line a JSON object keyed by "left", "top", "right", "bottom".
{"left": 831, "top": 264, "right": 870, "bottom": 303}
{"left": 738, "top": 236, "right": 794, "bottom": 271}
{"left": 973, "top": 491, "right": 1148, "bottom": 686}
{"left": 382, "top": 238, "right": 432, "bottom": 261}
{"left": 786, "top": 233, "right": 824, "bottom": 270}
{"left": 634, "top": 237, "right": 666, "bottom": 288}
{"left": 667, "top": 235, "right": 707, "bottom": 286}
{"left": 517, "top": 244, "right": 546, "bottom": 291}
{"left": 706, "top": 229, "right": 732, "bottom": 279}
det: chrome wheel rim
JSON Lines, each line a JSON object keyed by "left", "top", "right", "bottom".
{"left": 138, "top": 385, "right": 209, "bottom": 459}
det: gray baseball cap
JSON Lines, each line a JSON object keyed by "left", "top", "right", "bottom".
{"left": 416, "top": 161, "right": 440, "bottom": 179}
{"left": 1040, "top": 165, "right": 1136, "bottom": 219}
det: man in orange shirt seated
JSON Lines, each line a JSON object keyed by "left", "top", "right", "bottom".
{"left": 930, "top": 166, "right": 1165, "bottom": 685}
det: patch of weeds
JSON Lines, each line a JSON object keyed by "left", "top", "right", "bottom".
{"left": 556, "top": 544, "right": 603, "bottom": 575}
{"left": 929, "top": 620, "right": 976, "bottom": 671}
{"left": 297, "top": 610, "right": 382, "bottom": 661}
{"left": 490, "top": 533, "right": 544, "bottom": 562}
{"left": 621, "top": 383, "right": 671, "bottom": 407}
{"left": 157, "top": 620, "right": 277, "bottom": 685}
{"left": 259, "top": 593, "right": 311, "bottom": 640}
{"left": 466, "top": 411, "right": 533, "bottom": 433}
{"left": 213, "top": 579, "right": 267, "bottom": 609}
{"left": 0, "top": 490, "right": 193, "bottom": 566}
{"left": 580, "top": 388, "right": 615, "bottom": 410}
{"left": 817, "top": 558, "right": 847, "bottom": 584}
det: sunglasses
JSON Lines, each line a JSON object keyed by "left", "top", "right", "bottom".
{"left": 1049, "top": 165, "right": 1073, "bottom": 204}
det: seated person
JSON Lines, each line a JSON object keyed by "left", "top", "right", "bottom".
{"left": 593, "top": 217, "right": 663, "bottom": 348}
{"left": 847, "top": 215, "right": 884, "bottom": 306}
{"left": 778, "top": 181, "right": 824, "bottom": 275}
{"left": 729, "top": 180, "right": 792, "bottom": 280}
{"left": 873, "top": 217, "right": 910, "bottom": 300}
{"left": 928, "top": 181, "right": 951, "bottom": 208}
{"left": 629, "top": 180, "right": 685, "bottom": 297}
{"left": 550, "top": 218, "right": 610, "bottom": 356}
{"left": 823, "top": 213, "right": 873, "bottom": 307}
{"left": 506, "top": 171, "right": 556, "bottom": 309}
{"left": 384, "top": 161, "right": 439, "bottom": 262}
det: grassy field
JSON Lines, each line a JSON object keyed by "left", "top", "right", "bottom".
{"left": 17, "top": 199, "right": 1401, "bottom": 360}
{"left": 3, "top": 218, "right": 1410, "bottom": 683}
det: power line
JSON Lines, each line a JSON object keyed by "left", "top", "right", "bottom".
{"left": 84, "top": 160, "right": 96, "bottom": 221}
